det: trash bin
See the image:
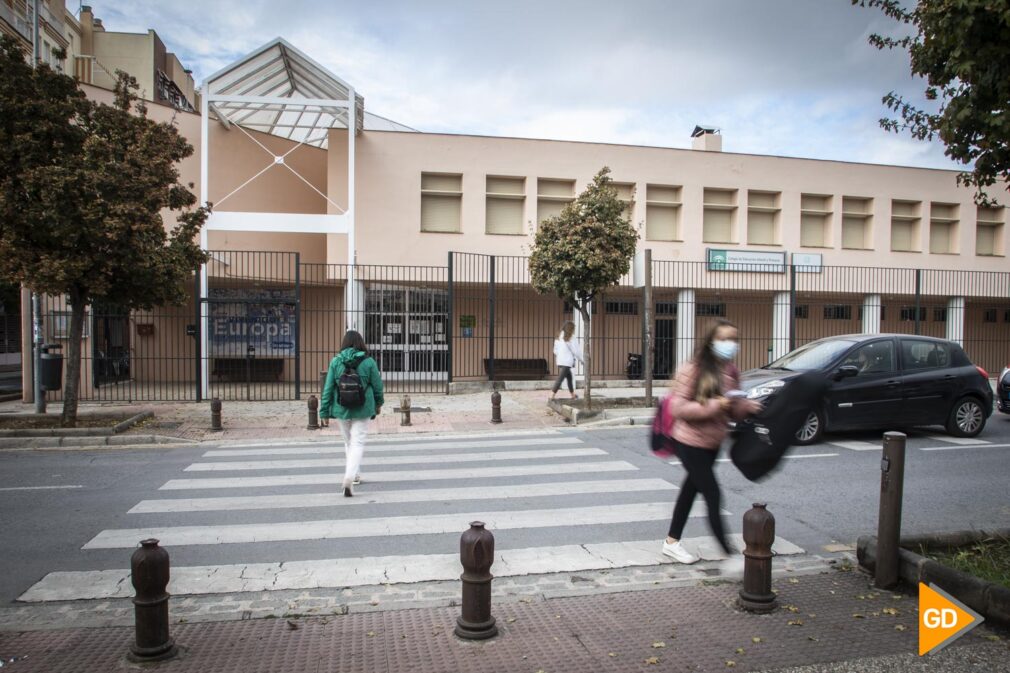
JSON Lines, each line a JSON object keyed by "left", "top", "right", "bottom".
{"left": 40, "top": 344, "right": 64, "bottom": 391}
{"left": 625, "top": 353, "right": 643, "bottom": 380}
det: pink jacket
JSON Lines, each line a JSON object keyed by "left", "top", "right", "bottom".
{"left": 667, "top": 361, "right": 747, "bottom": 450}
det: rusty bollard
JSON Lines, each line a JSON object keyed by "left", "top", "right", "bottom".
{"left": 490, "top": 390, "right": 502, "bottom": 424}
{"left": 738, "top": 503, "right": 778, "bottom": 613}
{"left": 400, "top": 395, "right": 412, "bottom": 426}
{"left": 129, "top": 539, "right": 177, "bottom": 662}
{"left": 455, "top": 521, "right": 498, "bottom": 640}
{"left": 210, "top": 397, "right": 222, "bottom": 432}
{"left": 307, "top": 395, "right": 320, "bottom": 430}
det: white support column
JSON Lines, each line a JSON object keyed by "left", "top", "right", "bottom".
{"left": 771, "top": 292, "right": 791, "bottom": 362}
{"left": 345, "top": 88, "right": 357, "bottom": 332}
{"left": 676, "top": 289, "right": 695, "bottom": 370}
{"left": 946, "top": 296, "right": 965, "bottom": 345}
{"left": 199, "top": 93, "right": 210, "bottom": 399}
{"left": 344, "top": 280, "right": 365, "bottom": 333}
{"left": 862, "top": 294, "right": 882, "bottom": 334}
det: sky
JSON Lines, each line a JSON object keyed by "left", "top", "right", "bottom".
{"left": 87, "top": 0, "right": 957, "bottom": 171}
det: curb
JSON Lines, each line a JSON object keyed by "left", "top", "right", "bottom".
{"left": 0, "top": 434, "right": 197, "bottom": 451}
{"left": 0, "top": 411, "right": 153, "bottom": 437}
{"left": 857, "top": 533, "right": 1010, "bottom": 626}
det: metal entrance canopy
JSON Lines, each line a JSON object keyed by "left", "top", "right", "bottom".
{"left": 204, "top": 37, "right": 364, "bottom": 148}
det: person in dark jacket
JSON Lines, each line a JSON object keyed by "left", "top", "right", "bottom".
{"left": 319, "top": 330, "right": 384, "bottom": 497}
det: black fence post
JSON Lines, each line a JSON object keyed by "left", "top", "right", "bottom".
{"left": 194, "top": 265, "right": 202, "bottom": 403}
{"left": 914, "top": 268, "right": 922, "bottom": 336}
{"left": 789, "top": 263, "right": 797, "bottom": 351}
{"left": 294, "top": 253, "right": 301, "bottom": 400}
{"left": 447, "top": 252, "right": 454, "bottom": 390}
{"left": 488, "top": 255, "right": 496, "bottom": 383}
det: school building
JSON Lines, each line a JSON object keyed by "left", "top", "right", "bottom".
{"left": 17, "top": 33, "right": 1010, "bottom": 402}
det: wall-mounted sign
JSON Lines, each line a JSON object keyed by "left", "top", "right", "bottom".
{"left": 462, "top": 327, "right": 474, "bottom": 338}
{"left": 791, "top": 252, "right": 823, "bottom": 273}
{"left": 459, "top": 315, "right": 476, "bottom": 328}
{"left": 707, "top": 249, "right": 787, "bottom": 273}
{"left": 209, "top": 288, "right": 296, "bottom": 356}
{"left": 136, "top": 323, "right": 155, "bottom": 337}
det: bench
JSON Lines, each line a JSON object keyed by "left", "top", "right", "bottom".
{"left": 212, "top": 358, "right": 284, "bottom": 382}
{"left": 483, "top": 358, "right": 549, "bottom": 381}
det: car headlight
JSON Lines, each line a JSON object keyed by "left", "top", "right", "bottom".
{"left": 747, "top": 379, "right": 786, "bottom": 399}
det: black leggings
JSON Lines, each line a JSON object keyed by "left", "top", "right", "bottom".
{"left": 552, "top": 366, "right": 574, "bottom": 393}
{"left": 667, "top": 439, "right": 732, "bottom": 554}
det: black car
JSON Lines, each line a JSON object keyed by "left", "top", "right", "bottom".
{"left": 998, "top": 366, "right": 1010, "bottom": 415}
{"left": 740, "top": 334, "right": 994, "bottom": 445}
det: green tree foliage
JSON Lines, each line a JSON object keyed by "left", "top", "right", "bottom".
{"left": 0, "top": 36, "right": 209, "bottom": 425}
{"left": 855, "top": 0, "right": 1010, "bottom": 203}
{"left": 529, "top": 167, "right": 638, "bottom": 407}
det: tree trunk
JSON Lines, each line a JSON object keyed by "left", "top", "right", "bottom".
{"left": 60, "top": 294, "right": 86, "bottom": 428}
{"left": 579, "top": 304, "right": 592, "bottom": 409}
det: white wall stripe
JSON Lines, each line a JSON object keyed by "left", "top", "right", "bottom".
{"left": 185, "top": 448, "right": 606, "bottom": 472}
{"left": 130, "top": 479, "right": 678, "bottom": 513}
{"left": 83, "top": 502, "right": 706, "bottom": 549}
{"left": 204, "top": 436, "right": 584, "bottom": 457}
{"left": 22, "top": 534, "right": 804, "bottom": 602}
{"left": 160, "top": 461, "right": 639, "bottom": 490}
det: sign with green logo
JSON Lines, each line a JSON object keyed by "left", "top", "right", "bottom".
{"left": 707, "top": 249, "right": 786, "bottom": 273}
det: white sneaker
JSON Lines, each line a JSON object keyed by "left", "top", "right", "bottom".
{"left": 352, "top": 474, "right": 361, "bottom": 485}
{"left": 661, "top": 540, "right": 699, "bottom": 564}
{"left": 719, "top": 556, "right": 745, "bottom": 579}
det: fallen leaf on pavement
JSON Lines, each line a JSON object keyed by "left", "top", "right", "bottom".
{"left": 808, "top": 636, "right": 819, "bottom": 642}
{"left": 852, "top": 614, "right": 865, "bottom": 619}
{"left": 787, "top": 620, "right": 804, "bottom": 626}
{"left": 895, "top": 625, "right": 907, "bottom": 631}
{"left": 652, "top": 642, "right": 665, "bottom": 648}
{"left": 644, "top": 657, "right": 660, "bottom": 665}
{"left": 506, "top": 617, "right": 517, "bottom": 623}
{"left": 366, "top": 631, "right": 375, "bottom": 637}
{"left": 735, "top": 648, "right": 745, "bottom": 654}
{"left": 984, "top": 635, "right": 1001, "bottom": 642}
{"left": 784, "top": 605, "right": 800, "bottom": 613}
{"left": 608, "top": 653, "right": 617, "bottom": 658}
{"left": 788, "top": 578, "right": 799, "bottom": 584}
{"left": 751, "top": 637, "right": 762, "bottom": 643}
{"left": 725, "top": 660, "right": 736, "bottom": 667}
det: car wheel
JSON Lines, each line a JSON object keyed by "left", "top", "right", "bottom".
{"left": 946, "top": 397, "right": 986, "bottom": 438}
{"left": 795, "top": 409, "right": 823, "bottom": 445}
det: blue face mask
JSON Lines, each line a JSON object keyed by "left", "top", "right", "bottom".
{"left": 711, "top": 340, "right": 738, "bottom": 361}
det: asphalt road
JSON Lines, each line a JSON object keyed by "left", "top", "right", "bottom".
{"left": 1, "top": 412, "right": 1008, "bottom": 605}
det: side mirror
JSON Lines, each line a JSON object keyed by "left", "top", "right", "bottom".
{"left": 834, "top": 365, "right": 859, "bottom": 381}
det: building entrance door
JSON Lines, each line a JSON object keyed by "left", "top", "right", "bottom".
{"left": 365, "top": 285, "right": 448, "bottom": 382}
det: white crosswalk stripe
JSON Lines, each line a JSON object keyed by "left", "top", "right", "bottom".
{"left": 23, "top": 431, "right": 809, "bottom": 602}
{"left": 915, "top": 433, "right": 990, "bottom": 446}
{"left": 828, "top": 440, "right": 880, "bottom": 452}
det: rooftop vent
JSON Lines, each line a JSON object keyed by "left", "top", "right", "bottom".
{"left": 691, "top": 125, "right": 722, "bottom": 151}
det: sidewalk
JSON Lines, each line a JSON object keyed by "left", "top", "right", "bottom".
{"left": 1, "top": 568, "right": 1006, "bottom": 672}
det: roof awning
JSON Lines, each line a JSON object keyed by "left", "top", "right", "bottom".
{"left": 204, "top": 38, "right": 364, "bottom": 148}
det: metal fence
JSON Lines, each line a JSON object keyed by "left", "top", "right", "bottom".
{"left": 26, "top": 251, "right": 1010, "bottom": 402}
{"left": 0, "top": 313, "right": 20, "bottom": 356}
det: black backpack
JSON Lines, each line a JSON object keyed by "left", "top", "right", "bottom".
{"left": 337, "top": 356, "right": 368, "bottom": 408}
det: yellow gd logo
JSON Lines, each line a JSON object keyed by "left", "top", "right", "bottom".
{"left": 919, "top": 582, "right": 984, "bottom": 656}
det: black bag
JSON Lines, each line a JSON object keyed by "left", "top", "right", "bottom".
{"left": 337, "top": 356, "right": 368, "bottom": 408}
{"left": 730, "top": 371, "right": 830, "bottom": 481}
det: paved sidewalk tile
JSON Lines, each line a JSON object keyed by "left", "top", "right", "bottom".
{"left": 1, "top": 569, "right": 1006, "bottom": 672}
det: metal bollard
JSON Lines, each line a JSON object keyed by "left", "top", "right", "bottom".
{"left": 490, "top": 390, "right": 502, "bottom": 424}
{"left": 875, "top": 431, "right": 906, "bottom": 589}
{"left": 738, "top": 503, "right": 778, "bottom": 613}
{"left": 210, "top": 397, "right": 222, "bottom": 432}
{"left": 128, "top": 539, "right": 177, "bottom": 662}
{"left": 307, "top": 395, "right": 319, "bottom": 430}
{"left": 400, "top": 395, "right": 412, "bottom": 426}
{"left": 455, "top": 521, "right": 498, "bottom": 640}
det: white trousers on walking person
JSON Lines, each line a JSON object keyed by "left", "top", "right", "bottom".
{"left": 337, "top": 419, "right": 369, "bottom": 482}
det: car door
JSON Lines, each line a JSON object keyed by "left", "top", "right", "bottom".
{"left": 899, "top": 339, "right": 958, "bottom": 425}
{"left": 826, "top": 339, "right": 904, "bottom": 430}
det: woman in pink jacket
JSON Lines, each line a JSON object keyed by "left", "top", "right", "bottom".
{"left": 662, "top": 319, "right": 761, "bottom": 567}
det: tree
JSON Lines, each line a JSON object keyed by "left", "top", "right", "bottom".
{"left": 0, "top": 36, "right": 209, "bottom": 426}
{"left": 854, "top": 0, "right": 1010, "bottom": 204}
{"left": 529, "top": 167, "right": 639, "bottom": 408}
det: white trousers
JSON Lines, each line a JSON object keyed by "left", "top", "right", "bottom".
{"left": 337, "top": 419, "right": 369, "bottom": 482}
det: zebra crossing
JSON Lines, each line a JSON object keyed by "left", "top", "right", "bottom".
{"left": 826, "top": 432, "right": 994, "bottom": 452}
{"left": 19, "top": 431, "right": 803, "bottom": 603}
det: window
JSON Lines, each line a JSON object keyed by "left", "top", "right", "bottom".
{"left": 890, "top": 200, "right": 921, "bottom": 252}
{"left": 842, "top": 196, "right": 872, "bottom": 249}
{"left": 604, "top": 300, "right": 638, "bottom": 315}
{"left": 901, "top": 339, "right": 950, "bottom": 371}
{"left": 696, "top": 302, "right": 726, "bottom": 317}
{"left": 800, "top": 194, "right": 832, "bottom": 248}
{"left": 976, "top": 205, "right": 1005, "bottom": 256}
{"left": 485, "top": 176, "right": 524, "bottom": 235}
{"left": 929, "top": 203, "right": 959, "bottom": 254}
{"left": 612, "top": 182, "right": 635, "bottom": 222}
{"left": 703, "top": 188, "right": 737, "bottom": 243}
{"left": 983, "top": 308, "right": 997, "bottom": 323}
{"left": 899, "top": 306, "right": 927, "bottom": 322}
{"left": 655, "top": 302, "right": 678, "bottom": 316}
{"left": 421, "top": 173, "right": 462, "bottom": 233}
{"left": 794, "top": 305, "right": 809, "bottom": 319}
{"left": 645, "top": 184, "right": 682, "bottom": 241}
{"left": 537, "top": 178, "right": 575, "bottom": 224}
{"left": 933, "top": 307, "right": 947, "bottom": 322}
{"left": 824, "top": 305, "right": 852, "bottom": 320}
{"left": 1005, "top": 309, "right": 1010, "bottom": 323}
{"left": 842, "top": 340, "right": 896, "bottom": 376}
{"left": 747, "top": 191, "right": 780, "bottom": 245}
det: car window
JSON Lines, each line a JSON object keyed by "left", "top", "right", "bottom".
{"left": 901, "top": 339, "right": 951, "bottom": 371}
{"left": 842, "top": 341, "right": 896, "bottom": 376}
{"left": 767, "top": 339, "right": 854, "bottom": 371}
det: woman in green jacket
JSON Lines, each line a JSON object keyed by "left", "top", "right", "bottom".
{"left": 319, "top": 330, "right": 384, "bottom": 497}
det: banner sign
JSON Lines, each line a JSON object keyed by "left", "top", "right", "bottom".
{"left": 209, "top": 288, "right": 296, "bottom": 356}
{"left": 707, "top": 249, "right": 787, "bottom": 273}
{"left": 792, "top": 252, "right": 823, "bottom": 274}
